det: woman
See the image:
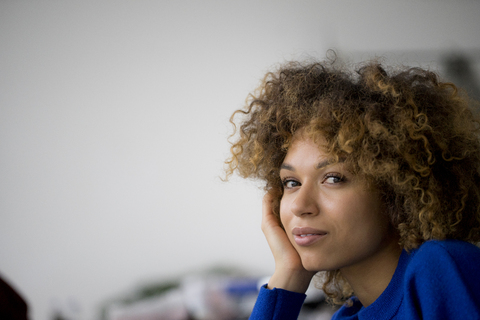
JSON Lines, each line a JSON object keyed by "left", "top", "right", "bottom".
{"left": 225, "top": 57, "right": 480, "bottom": 319}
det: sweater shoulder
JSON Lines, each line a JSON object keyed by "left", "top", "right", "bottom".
{"left": 400, "top": 240, "right": 480, "bottom": 319}
{"left": 411, "top": 240, "right": 480, "bottom": 263}
{"left": 406, "top": 239, "right": 480, "bottom": 280}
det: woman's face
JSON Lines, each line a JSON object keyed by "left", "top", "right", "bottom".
{"left": 279, "top": 136, "right": 398, "bottom": 273}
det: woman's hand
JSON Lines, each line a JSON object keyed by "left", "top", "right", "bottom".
{"left": 261, "top": 193, "right": 316, "bottom": 293}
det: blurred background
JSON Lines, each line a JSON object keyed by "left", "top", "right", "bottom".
{"left": 1, "top": 1, "right": 479, "bottom": 319}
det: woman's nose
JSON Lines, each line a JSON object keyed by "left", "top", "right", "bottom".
{"left": 290, "top": 186, "right": 319, "bottom": 217}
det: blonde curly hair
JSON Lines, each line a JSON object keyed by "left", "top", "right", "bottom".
{"left": 225, "top": 58, "right": 480, "bottom": 304}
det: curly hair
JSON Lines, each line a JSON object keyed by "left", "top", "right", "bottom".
{"left": 225, "top": 57, "right": 480, "bottom": 304}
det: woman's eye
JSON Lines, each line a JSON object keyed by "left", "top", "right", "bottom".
{"left": 282, "top": 179, "right": 300, "bottom": 189}
{"left": 324, "top": 174, "right": 344, "bottom": 184}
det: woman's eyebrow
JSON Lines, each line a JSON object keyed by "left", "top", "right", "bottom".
{"left": 280, "top": 159, "right": 337, "bottom": 172}
{"left": 280, "top": 163, "right": 295, "bottom": 171}
{"left": 315, "top": 159, "right": 331, "bottom": 169}
{"left": 317, "top": 158, "right": 345, "bottom": 169}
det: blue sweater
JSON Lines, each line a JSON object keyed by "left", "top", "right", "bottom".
{"left": 249, "top": 240, "right": 480, "bottom": 320}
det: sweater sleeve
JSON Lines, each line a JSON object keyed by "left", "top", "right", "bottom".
{"left": 403, "top": 240, "right": 480, "bottom": 320}
{"left": 249, "top": 284, "right": 306, "bottom": 320}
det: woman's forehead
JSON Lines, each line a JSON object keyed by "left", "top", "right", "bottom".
{"left": 283, "top": 136, "right": 341, "bottom": 167}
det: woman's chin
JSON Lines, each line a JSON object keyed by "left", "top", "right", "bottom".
{"left": 301, "top": 260, "right": 323, "bottom": 273}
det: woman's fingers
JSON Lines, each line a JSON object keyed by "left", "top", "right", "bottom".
{"left": 261, "top": 193, "right": 280, "bottom": 231}
{"left": 261, "top": 193, "right": 301, "bottom": 267}
{"left": 261, "top": 193, "right": 289, "bottom": 249}
{"left": 261, "top": 192, "right": 315, "bottom": 293}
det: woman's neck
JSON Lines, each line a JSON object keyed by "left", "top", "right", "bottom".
{"left": 340, "top": 240, "right": 402, "bottom": 307}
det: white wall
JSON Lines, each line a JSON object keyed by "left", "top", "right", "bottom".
{"left": 1, "top": 1, "right": 479, "bottom": 319}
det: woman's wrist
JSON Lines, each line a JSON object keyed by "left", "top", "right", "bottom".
{"left": 267, "top": 268, "right": 315, "bottom": 293}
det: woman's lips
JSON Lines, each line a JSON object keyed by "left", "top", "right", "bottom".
{"left": 292, "top": 227, "right": 327, "bottom": 246}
